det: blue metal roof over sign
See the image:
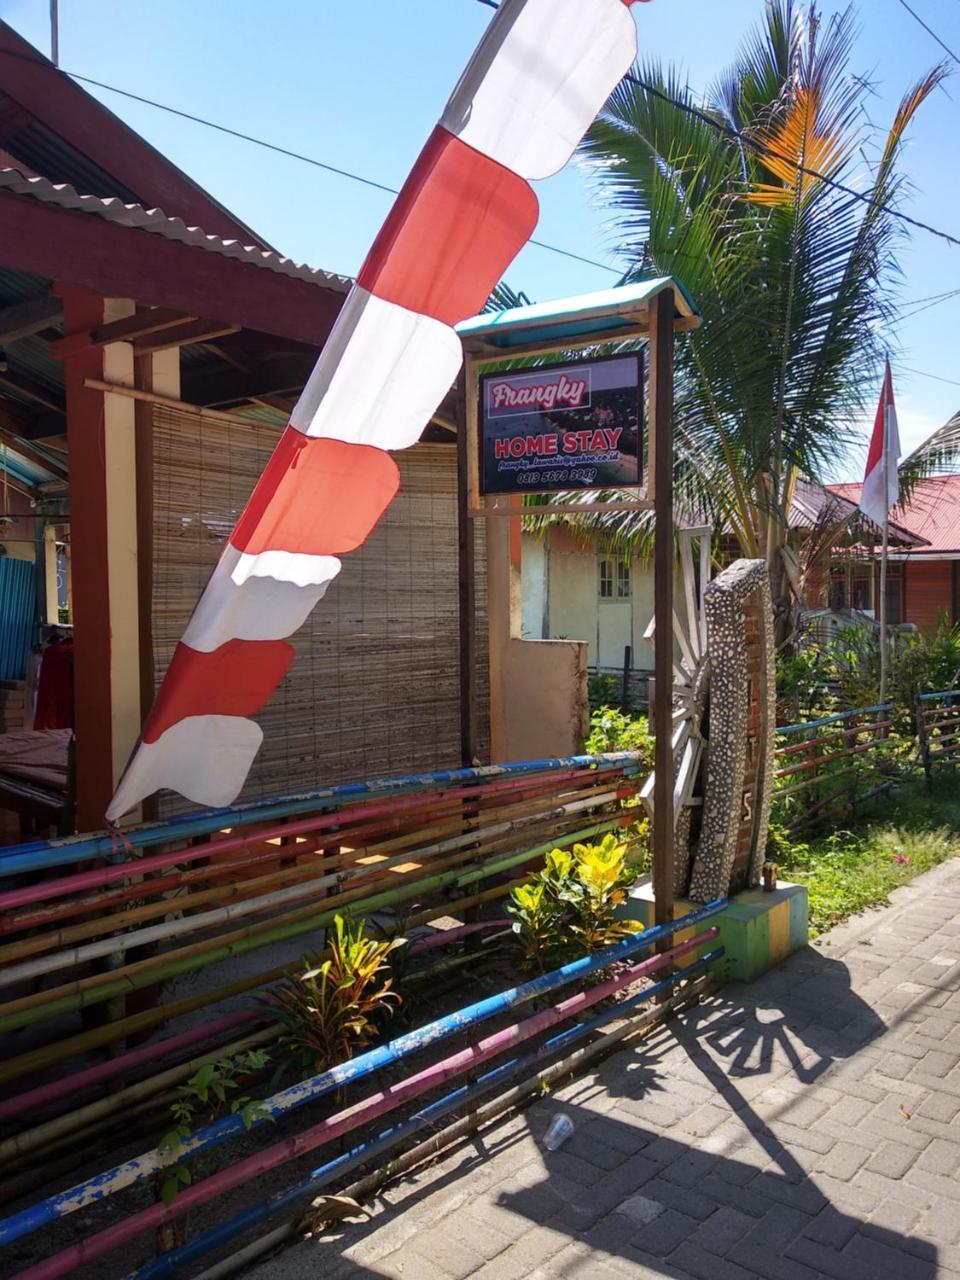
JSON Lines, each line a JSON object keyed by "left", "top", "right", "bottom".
{"left": 456, "top": 278, "right": 699, "bottom": 354}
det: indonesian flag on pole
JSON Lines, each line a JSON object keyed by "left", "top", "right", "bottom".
{"left": 859, "top": 358, "right": 901, "bottom": 528}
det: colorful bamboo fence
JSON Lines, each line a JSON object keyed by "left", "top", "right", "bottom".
{"left": 772, "top": 704, "right": 897, "bottom": 832}
{"left": 917, "top": 690, "right": 960, "bottom": 778}
{"left": 0, "top": 754, "right": 646, "bottom": 1206}
{"left": 0, "top": 898, "right": 724, "bottom": 1280}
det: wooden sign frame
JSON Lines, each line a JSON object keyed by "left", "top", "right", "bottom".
{"left": 462, "top": 308, "right": 681, "bottom": 519}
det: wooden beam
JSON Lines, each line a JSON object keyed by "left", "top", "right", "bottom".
{"left": 131, "top": 320, "right": 240, "bottom": 356}
{"left": 0, "top": 295, "right": 63, "bottom": 343}
{"left": 0, "top": 425, "right": 67, "bottom": 476}
{"left": 0, "top": 191, "right": 344, "bottom": 348}
{"left": 0, "top": 370, "right": 64, "bottom": 414}
{"left": 133, "top": 355, "right": 154, "bottom": 729}
{"left": 8, "top": 411, "right": 70, "bottom": 442}
{"left": 0, "top": 470, "right": 37, "bottom": 500}
{"left": 207, "top": 342, "right": 254, "bottom": 374}
{"left": 59, "top": 286, "right": 114, "bottom": 830}
{"left": 651, "top": 288, "right": 675, "bottom": 931}
{"left": 51, "top": 309, "right": 195, "bottom": 360}
{"left": 83, "top": 378, "right": 276, "bottom": 429}
{"left": 248, "top": 393, "right": 295, "bottom": 414}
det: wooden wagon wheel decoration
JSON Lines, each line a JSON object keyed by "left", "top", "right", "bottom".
{"left": 640, "top": 527, "right": 713, "bottom": 895}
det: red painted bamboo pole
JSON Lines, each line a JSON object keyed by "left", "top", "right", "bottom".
{"left": 0, "top": 766, "right": 618, "bottom": 912}
{"left": 15, "top": 927, "right": 718, "bottom": 1279}
{"left": 0, "top": 1010, "right": 260, "bottom": 1126}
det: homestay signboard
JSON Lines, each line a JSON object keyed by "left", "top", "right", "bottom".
{"left": 479, "top": 353, "right": 643, "bottom": 496}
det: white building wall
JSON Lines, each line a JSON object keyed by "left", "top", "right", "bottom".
{"left": 520, "top": 534, "right": 547, "bottom": 639}
{"left": 521, "top": 527, "right": 681, "bottom": 673}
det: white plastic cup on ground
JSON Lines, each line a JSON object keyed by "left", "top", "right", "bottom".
{"left": 543, "top": 1114, "right": 574, "bottom": 1151}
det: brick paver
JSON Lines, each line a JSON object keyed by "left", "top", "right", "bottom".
{"left": 254, "top": 859, "right": 960, "bottom": 1279}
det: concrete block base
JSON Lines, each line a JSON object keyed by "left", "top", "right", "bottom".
{"left": 620, "top": 877, "right": 808, "bottom": 983}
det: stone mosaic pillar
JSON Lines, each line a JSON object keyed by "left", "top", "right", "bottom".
{"left": 687, "top": 559, "right": 775, "bottom": 903}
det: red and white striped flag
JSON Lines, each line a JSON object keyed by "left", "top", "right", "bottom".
{"left": 859, "top": 358, "right": 901, "bottom": 528}
{"left": 107, "top": 0, "right": 647, "bottom": 820}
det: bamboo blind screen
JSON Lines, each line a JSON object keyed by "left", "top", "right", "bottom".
{"left": 151, "top": 408, "right": 489, "bottom": 813}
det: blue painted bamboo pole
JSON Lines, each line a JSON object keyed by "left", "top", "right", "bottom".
{"left": 0, "top": 899, "right": 725, "bottom": 1247}
{"left": 132, "top": 949, "right": 723, "bottom": 1280}
{"left": 776, "top": 704, "right": 892, "bottom": 738}
{"left": 0, "top": 753, "right": 642, "bottom": 875}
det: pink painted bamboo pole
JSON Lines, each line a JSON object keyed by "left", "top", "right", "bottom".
{"left": 0, "top": 767, "right": 605, "bottom": 912}
{"left": 14, "top": 927, "right": 718, "bottom": 1280}
{"left": 408, "top": 921, "right": 509, "bottom": 955}
{"left": 0, "top": 1011, "right": 260, "bottom": 1125}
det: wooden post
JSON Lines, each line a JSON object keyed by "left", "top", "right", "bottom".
{"left": 56, "top": 287, "right": 143, "bottom": 831}
{"left": 455, "top": 371, "right": 477, "bottom": 768}
{"left": 651, "top": 290, "right": 675, "bottom": 929}
{"left": 43, "top": 524, "right": 59, "bottom": 625}
{"left": 134, "top": 354, "right": 154, "bottom": 730}
{"left": 621, "top": 644, "right": 632, "bottom": 713}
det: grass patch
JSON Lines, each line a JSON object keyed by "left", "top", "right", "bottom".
{"left": 770, "top": 771, "right": 960, "bottom": 936}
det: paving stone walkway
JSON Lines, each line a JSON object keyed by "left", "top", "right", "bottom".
{"left": 254, "top": 858, "right": 960, "bottom": 1279}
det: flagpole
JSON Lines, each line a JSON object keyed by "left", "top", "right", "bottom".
{"left": 879, "top": 393, "right": 890, "bottom": 706}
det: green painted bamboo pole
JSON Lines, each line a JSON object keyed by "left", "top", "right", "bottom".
{"left": 0, "top": 806, "right": 607, "bottom": 1021}
{"left": 0, "top": 816, "right": 625, "bottom": 1034}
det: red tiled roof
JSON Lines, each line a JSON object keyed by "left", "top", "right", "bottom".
{"left": 828, "top": 475, "right": 960, "bottom": 554}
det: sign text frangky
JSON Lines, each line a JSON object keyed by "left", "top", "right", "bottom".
{"left": 488, "top": 372, "right": 588, "bottom": 415}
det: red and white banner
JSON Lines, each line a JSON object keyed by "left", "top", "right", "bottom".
{"left": 108, "top": 0, "right": 646, "bottom": 820}
{"left": 859, "top": 359, "right": 901, "bottom": 529}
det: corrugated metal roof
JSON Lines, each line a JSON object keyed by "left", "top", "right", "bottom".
{"left": 829, "top": 476, "right": 960, "bottom": 554}
{"left": 0, "top": 267, "right": 50, "bottom": 306}
{"left": 456, "top": 279, "right": 699, "bottom": 353}
{"left": 0, "top": 440, "right": 58, "bottom": 487}
{"left": 0, "top": 166, "right": 351, "bottom": 294}
{"left": 2, "top": 113, "right": 141, "bottom": 204}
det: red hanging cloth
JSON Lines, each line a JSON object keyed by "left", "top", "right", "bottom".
{"left": 34, "top": 638, "right": 74, "bottom": 731}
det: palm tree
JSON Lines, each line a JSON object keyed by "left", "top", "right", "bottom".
{"left": 578, "top": 0, "right": 945, "bottom": 642}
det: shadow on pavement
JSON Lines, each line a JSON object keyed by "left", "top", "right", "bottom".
{"left": 259, "top": 946, "right": 937, "bottom": 1279}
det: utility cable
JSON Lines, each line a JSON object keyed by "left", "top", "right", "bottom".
{"left": 469, "top": 0, "right": 960, "bottom": 252}
{"left": 893, "top": 0, "right": 960, "bottom": 65}
{"left": 0, "top": 53, "right": 621, "bottom": 278}
{"left": 899, "top": 364, "right": 960, "bottom": 388}
{"left": 4, "top": 16, "right": 960, "bottom": 255}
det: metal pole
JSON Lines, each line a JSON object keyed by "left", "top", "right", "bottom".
{"left": 49, "top": 0, "right": 59, "bottom": 66}
{"left": 879, "top": 401, "right": 891, "bottom": 704}
{"left": 455, "top": 371, "right": 476, "bottom": 767}
{"left": 651, "top": 290, "right": 675, "bottom": 928}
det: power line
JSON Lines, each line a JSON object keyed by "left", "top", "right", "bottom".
{"left": 621, "top": 69, "right": 960, "bottom": 251}
{"left": 898, "top": 287, "right": 960, "bottom": 321}
{"left": 901, "top": 366, "right": 960, "bottom": 389}
{"left": 0, "top": 52, "right": 622, "bottom": 278}
{"left": 893, "top": 0, "right": 960, "bottom": 65}
{"left": 69, "top": 70, "right": 622, "bottom": 274}
{"left": 473, "top": 0, "right": 960, "bottom": 252}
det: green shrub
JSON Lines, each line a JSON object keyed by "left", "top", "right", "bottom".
{"left": 769, "top": 776, "right": 960, "bottom": 935}
{"left": 588, "top": 672, "right": 618, "bottom": 709}
{"left": 157, "top": 1050, "right": 273, "bottom": 1209}
{"left": 586, "top": 707, "right": 654, "bottom": 770}
{"left": 507, "top": 833, "right": 645, "bottom": 972}
{"left": 267, "top": 916, "right": 404, "bottom": 1076}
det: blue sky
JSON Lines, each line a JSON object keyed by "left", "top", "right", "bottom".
{"left": 3, "top": 0, "right": 958, "bottom": 479}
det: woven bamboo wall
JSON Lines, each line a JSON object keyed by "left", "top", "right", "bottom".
{"left": 151, "top": 407, "right": 489, "bottom": 811}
